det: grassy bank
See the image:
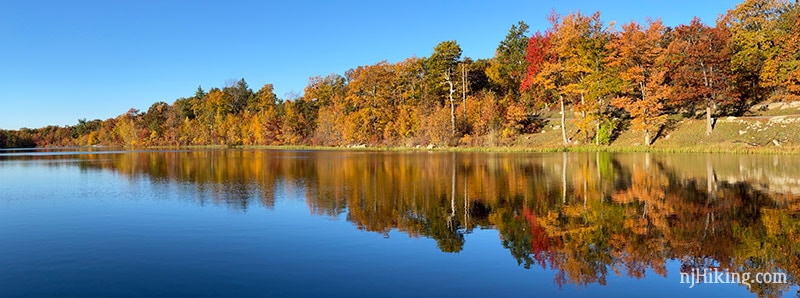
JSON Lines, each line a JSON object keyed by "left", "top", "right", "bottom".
{"left": 229, "top": 144, "right": 800, "bottom": 154}
{"left": 73, "top": 141, "right": 800, "bottom": 155}
{"left": 504, "top": 111, "right": 800, "bottom": 154}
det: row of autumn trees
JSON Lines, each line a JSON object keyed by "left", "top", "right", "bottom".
{"left": 2, "top": 0, "right": 799, "bottom": 148}
{"left": 524, "top": 0, "right": 800, "bottom": 146}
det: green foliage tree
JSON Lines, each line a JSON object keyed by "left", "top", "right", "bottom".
{"left": 487, "top": 21, "right": 530, "bottom": 98}
{"left": 560, "top": 11, "right": 613, "bottom": 143}
{"left": 223, "top": 78, "right": 253, "bottom": 115}
{"left": 427, "top": 41, "right": 463, "bottom": 138}
{"left": 248, "top": 84, "right": 278, "bottom": 114}
{"left": 724, "top": 0, "right": 787, "bottom": 105}
{"left": 144, "top": 102, "right": 170, "bottom": 139}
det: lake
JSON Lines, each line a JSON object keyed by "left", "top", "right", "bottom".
{"left": 1, "top": 149, "right": 799, "bottom": 297}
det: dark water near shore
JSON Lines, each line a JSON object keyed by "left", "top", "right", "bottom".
{"left": 1, "top": 149, "right": 799, "bottom": 297}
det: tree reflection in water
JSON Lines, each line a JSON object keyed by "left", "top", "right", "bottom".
{"left": 47, "top": 150, "right": 800, "bottom": 297}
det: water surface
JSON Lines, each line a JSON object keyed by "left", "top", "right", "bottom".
{"left": 1, "top": 149, "right": 799, "bottom": 297}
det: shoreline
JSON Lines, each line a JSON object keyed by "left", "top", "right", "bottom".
{"left": 27, "top": 144, "right": 797, "bottom": 155}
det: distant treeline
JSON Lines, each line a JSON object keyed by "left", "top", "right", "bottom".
{"left": 2, "top": 0, "right": 799, "bottom": 148}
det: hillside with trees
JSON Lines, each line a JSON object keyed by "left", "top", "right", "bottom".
{"left": 2, "top": 0, "right": 799, "bottom": 149}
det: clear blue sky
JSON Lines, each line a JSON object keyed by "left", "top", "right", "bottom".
{"left": 0, "top": 0, "right": 741, "bottom": 129}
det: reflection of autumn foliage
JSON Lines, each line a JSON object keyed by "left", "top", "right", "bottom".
{"left": 608, "top": 158, "right": 670, "bottom": 278}
{"left": 54, "top": 150, "right": 800, "bottom": 296}
{"left": 524, "top": 207, "right": 562, "bottom": 268}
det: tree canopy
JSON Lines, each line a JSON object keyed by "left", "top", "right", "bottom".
{"left": 3, "top": 0, "right": 800, "bottom": 149}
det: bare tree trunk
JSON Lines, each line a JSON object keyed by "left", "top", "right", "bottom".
{"left": 706, "top": 158, "right": 716, "bottom": 198}
{"left": 445, "top": 69, "right": 456, "bottom": 138}
{"left": 595, "top": 122, "right": 600, "bottom": 146}
{"left": 560, "top": 95, "right": 567, "bottom": 145}
{"left": 462, "top": 63, "right": 467, "bottom": 120}
{"left": 596, "top": 151, "right": 603, "bottom": 201}
{"left": 642, "top": 84, "right": 651, "bottom": 146}
{"left": 583, "top": 172, "right": 587, "bottom": 208}
{"left": 450, "top": 89, "right": 456, "bottom": 137}
{"left": 580, "top": 92, "right": 585, "bottom": 118}
{"left": 449, "top": 153, "right": 456, "bottom": 227}
{"left": 706, "top": 104, "right": 713, "bottom": 136}
{"left": 464, "top": 165, "right": 468, "bottom": 228}
{"left": 579, "top": 92, "right": 587, "bottom": 143}
{"left": 701, "top": 61, "right": 713, "bottom": 136}
{"left": 562, "top": 152, "right": 567, "bottom": 204}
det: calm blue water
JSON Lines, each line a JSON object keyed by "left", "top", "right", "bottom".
{"left": 1, "top": 149, "right": 797, "bottom": 297}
